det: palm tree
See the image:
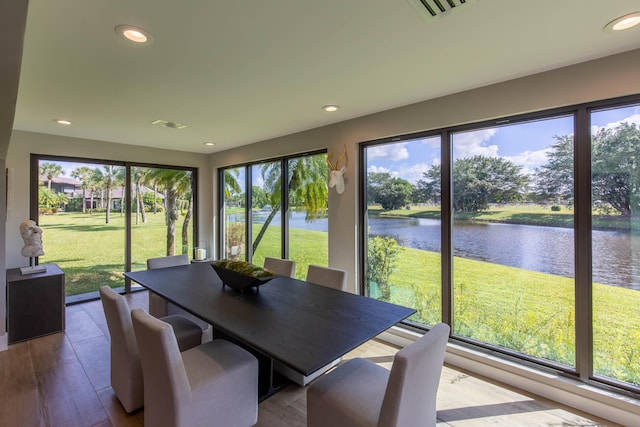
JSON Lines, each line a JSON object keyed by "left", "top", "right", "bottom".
{"left": 252, "top": 154, "right": 328, "bottom": 253}
{"left": 71, "top": 166, "right": 93, "bottom": 213}
{"left": 132, "top": 167, "right": 150, "bottom": 225}
{"left": 148, "top": 169, "right": 193, "bottom": 256}
{"left": 94, "top": 165, "right": 124, "bottom": 223}
{"left": 224, "top": 168, "right": 242, "bottom": 199}
{"left": 39, "top": 162, "right": 63, "bottom": 189}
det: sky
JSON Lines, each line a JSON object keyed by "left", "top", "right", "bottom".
{"left": 367, "top": 104, "right": 640, "bottom": 184}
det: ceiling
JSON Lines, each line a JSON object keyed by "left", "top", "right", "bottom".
{"left": 11, "top": 0, "right": 640, "bottom": 154}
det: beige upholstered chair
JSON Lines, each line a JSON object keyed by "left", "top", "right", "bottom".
{"left": 306, "top": 264, "right": 347, "bottom": 291}
{"left": 307, "top": 322, "right": 450, "bottom": 427}
{"left": 99, "top": 286, "right": 202, "bottom": 413}
{"left": 263, "top": 257, "right": 296, "bottom": 277}
{"left": 131, "top": 308, "right": 259, "bottom": 427}
{"left": 147, "top": 255, "right": 209, "bottom": 330}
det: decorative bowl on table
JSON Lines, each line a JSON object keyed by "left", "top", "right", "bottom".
{"left": 212, "top": 259, "right": 275, "bottom": 291}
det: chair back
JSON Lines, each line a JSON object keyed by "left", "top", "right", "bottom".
{"left": 264, "top": 257, "right": 296, "bottom": 277}
{"left": 131, "top": 308, "right": 191, "bottom": 426}
{"left": 99, "top": 286, "right": 144, "bottom": 412}
{"left": 378, "top": 322, "right": 450, "bottom": 427}
{"left": 306, "top": 264, "right": 347, "bottom": 291}
{"left": 147, "top": 254, "right": 190, "bottom": 269}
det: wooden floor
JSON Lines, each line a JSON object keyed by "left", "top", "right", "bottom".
{"left": 0, "top": 290, "right": 622, "bottom": 427}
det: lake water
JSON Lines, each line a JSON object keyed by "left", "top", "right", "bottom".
{"left": 232, "top": 211, "right": 640, "bottom": 290}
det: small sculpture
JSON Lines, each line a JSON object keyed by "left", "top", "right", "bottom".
{"left": 20, "top": 219, "right": 45, "bottom": 259}
{"left": 327, "top": 145, "right": 347, "bottom": 194}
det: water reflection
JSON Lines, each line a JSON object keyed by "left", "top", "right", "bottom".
{"left": 228, "top": 212, "right": 639, "bottom": 290}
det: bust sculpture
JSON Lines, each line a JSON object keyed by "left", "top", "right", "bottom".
{"left": 20, "top": 219, "right": 44, "bottom": 258}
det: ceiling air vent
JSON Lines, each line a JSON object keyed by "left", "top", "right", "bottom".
{"left": 150, "top": 119, "right": 187, "bottom": 130}
{"left": 407, "top": 0, "right": 476, "bottom": 21}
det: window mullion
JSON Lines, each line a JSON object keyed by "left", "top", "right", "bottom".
{"left": 574, "top": 107, "right": 593, "bottom": 380}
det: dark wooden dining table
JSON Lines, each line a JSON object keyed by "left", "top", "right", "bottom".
{"left": 124, "top": 262, "right": 416, "bottom": 399}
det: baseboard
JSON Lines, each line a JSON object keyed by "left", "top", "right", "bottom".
{"left": 377, "top": 326, "right": 640, "bottom": 427}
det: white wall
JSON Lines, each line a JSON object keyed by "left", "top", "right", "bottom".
{"left": 3, "top": 131, "right": 213, "bottom": 337}
{"left": 210, "top": 48, "right": 640, "bottom": 294}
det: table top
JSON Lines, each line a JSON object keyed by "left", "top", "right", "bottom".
{"left": 125, "top": 262, "right": 415, "bottom": 376}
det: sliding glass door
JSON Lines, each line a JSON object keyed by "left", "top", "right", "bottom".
{"left": 33, "top": 156, "right": 197, "bottom": 300}
{"left": 130, "top": 167, "right": 195, "bottom": 271}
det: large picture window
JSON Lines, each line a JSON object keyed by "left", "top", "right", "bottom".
{"left": 451, "top": 116, "right": 575, "bottom": 367}
{"left": 219, "top": 151, "right": 328, "bottom": 279}
{"left": 360, "top": 95, "right": 640, "bottom": 393}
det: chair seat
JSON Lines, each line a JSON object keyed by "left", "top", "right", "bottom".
{"left": 162, "top": 314, "right": 202, "bottom": 352}
{"left": 308, "top": 358, "right": 389, "bottom": 427}
{"left": 182, "top": 340, "right": 258, "bottom": 426}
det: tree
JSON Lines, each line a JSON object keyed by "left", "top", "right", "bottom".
{"left": 223, "top": 168, "right": 242, "bottom": 200}
{"left": 367, "top": 172, "right": 390, "bottom": 205}
{"left": 414, "top": 166, "right": 441, "bottom": 204}
{"left": 132, "top": 167, "right": 150, "bottom": 224}
{"left": 592, "top": 122, "right": 640, "bottom": 217}
{"left": 534, "top": 135, "right": 574, "bottom": 206}
{"left": 39, "top": 162, "right": 63, "bottom": 189}
{"left": 251, "top": 186, "right": 268, "bottom": 208}
{"left": 93, "top": 166, "right": 124, "bottom": 223}
{"left": 148, "top": 169, "right": 193, "bottom": 256}
{"left": 452, "top": 156, "right": 528, "bottom": 212}
{"left": 535, "top": 123, "right": 640, "bottom": 217}
{"left": 252, "top": 155, "right": 328, "bottom": 254}
{"left": 367, "top": 172, "right": 414, "bottom": 210}
{"left": 366, "top": 235, "right": 402, "bottom": 301}
{"left": 71, "top": 166, "right": 94, "bottom": 213}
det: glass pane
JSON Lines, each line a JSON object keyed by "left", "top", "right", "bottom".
{"left": 131, "top": 167, "right": 194, "bottom": 271}
{"left": 37, "top": 161, "right": 126, "bottom": 296}
{"left": 452, "top": 116, "right": 576, "bottom": 367}
{"left": 288, "top": 153, "right": 329, "bottom": 279}
{"left": 364, "top": 136, "right": 442, "bottom": 326}
{"left": 251, "top": 161, "right": 282, "bottom": 265}
{"left": 222, "top": 167, "right": 246, "bottom": 260}
{"left": 591, "top": 104, "right": 640, "bottom": 386}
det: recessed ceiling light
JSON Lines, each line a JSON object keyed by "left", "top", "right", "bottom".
{"left": 604, "top": 12, "right": 640, "bottom": 32}
{"left": 322, "top": 105, "right": 340, "bottom": 112}
{"left": 204, "top": 142, "right": 215, "bottom": 146}
{"left": 53, "top": 119, "right": 71, "bottom": 125}
{"left": 115, "top": 25, "right": 154, "bottom": 44}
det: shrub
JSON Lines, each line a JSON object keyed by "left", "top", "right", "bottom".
{"left": 551, "top": 205, "right": 561, "bottom": 211}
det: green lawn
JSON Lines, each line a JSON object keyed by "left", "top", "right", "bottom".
{"left": 381, "top": 246, "right": 640, "bottom": 385}
{"left": 38, "top": 211, "right": 191, "bottom": 295}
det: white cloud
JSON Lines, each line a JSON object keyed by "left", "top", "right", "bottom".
{"left": 368, "top": 163, "right": 432, "bottom": 184}
{"left": 367, "top": 143, "right": 409, "bottom": 161}
{"left": 420, "top": 136, "right": 441, "bottom": 148}
{"left": 504, "top": 147, "right": 552, "bottom": 174}
{"left": 403, "top": 163, "right": 431, "bottom": 184}
{"left": 452, "top": 128, "right": 499, "bottom": 159}
{"left": 367, "top": 165, "right": 394, "bottom": 175}
{"left": 591, "top": 112, "right": 640, "bottom": 134}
